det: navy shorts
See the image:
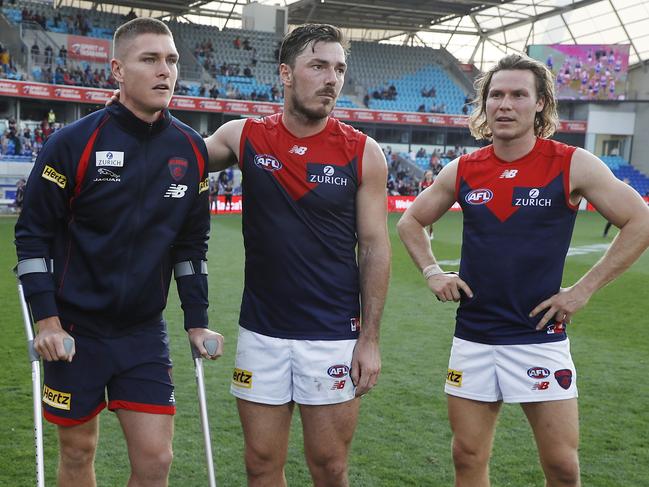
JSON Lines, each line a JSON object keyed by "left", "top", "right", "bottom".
{"left": 42, "top": 320, "right": 175, "bottom": 426}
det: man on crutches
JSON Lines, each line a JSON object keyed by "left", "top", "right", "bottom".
{"left": 15, "top": 17, "right": 223, "bottom": 487}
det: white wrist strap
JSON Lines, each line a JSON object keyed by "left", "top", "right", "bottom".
{"left": 422, "top": 264, "right": 443, "bottom": 280}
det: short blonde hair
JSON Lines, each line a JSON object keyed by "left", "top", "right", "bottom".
{"left": 469, "top": 54, "right": 559, "bottom": 140}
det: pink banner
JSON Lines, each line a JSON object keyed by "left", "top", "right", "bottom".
{"left": 67, "top": 35, "right": 111, "bottom": 62}
{"left": 0, "top": 80, "right": 587, "bottom": 133}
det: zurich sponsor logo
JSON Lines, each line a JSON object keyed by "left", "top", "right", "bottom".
{"left": 527, "top": 367, "right": 550, "bottom": 379}
{"left": 465, "top": 188, "right": 493, "bottom": 205}
{"left": 327, "top": 365, "right": 350, "bottom": 378}
{"left": 323, "top": 165, "right": 335, "bottom": 176}
{"left": 254, "top": 154, "right": 282, "bottom": 172}
{"left": 529, "top": 188, "right": 540, "bottom": 198}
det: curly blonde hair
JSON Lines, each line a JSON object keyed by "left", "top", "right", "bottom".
{"left": 468, "top": 54, "right": 559, "bottom": 140}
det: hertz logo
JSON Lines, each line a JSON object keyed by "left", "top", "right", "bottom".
{"left": 42, "top": 165, "right": 67, "bottom": 189}
{"left": 42, "top": 385, "right": 71, "bottom": 410}
{"left": 446, "top": 368, "right": 463, "bottom": 387}
{"left": 199, "top": 178, "right": 209, "bottom": 194}
{"left": 232, "top": 368, "right": 252, "bottom": 388}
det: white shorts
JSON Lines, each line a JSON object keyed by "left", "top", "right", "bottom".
{"left": 445, "top": 337, "right": 578, "bottom": 403}
{"left": 230, "top": 326, "right": 357, "bottom": 405}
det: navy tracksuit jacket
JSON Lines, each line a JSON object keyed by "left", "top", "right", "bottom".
{"left": 15, "top": 102, "right": 210, "bottom": 336}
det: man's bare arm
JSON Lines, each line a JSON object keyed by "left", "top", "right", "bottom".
{"left": 351, "top": 137, "right": 391, "bottom": 396}
{"left": 530, "top": 148, "right": 649, "bottom": 326}
{"left": 204, "top": 119, "right": 246, "bottom": 173}
{"left": 397, "top": 160, "right": 473, "bottom": 302}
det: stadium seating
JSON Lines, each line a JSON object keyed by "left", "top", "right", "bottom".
{"left": 600, "top": 155, "right": 649, "bottom": 195}
{"left": 347, "top": 41, "right": 469, "bottom": 114}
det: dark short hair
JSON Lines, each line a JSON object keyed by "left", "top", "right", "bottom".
{"left": 113, "top": 18, "right": 173, "bottom": 57}
{"left": 279, "top": 24, "right": 348, "bottom": 67}
{"left": 469, "top": 53, "right": 559, "bottom": 140}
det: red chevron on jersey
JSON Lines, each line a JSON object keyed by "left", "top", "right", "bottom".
{"left": 456, "top": 138, "right": 578, "bottom": 222}
{"left": 238, "top": 113, "right": 368, "bottom": 340}
{"left": 241, "top": 114, "right": 364, "bottom": 202}
{"left": 454, "top": 138, "right": 580, "bottom": 345}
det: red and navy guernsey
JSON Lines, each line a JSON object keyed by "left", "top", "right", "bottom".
{"left": 454, "top": 138, "right": 578, "bottom": 345}
{"left": 238, "top": 113, "right": 367, "bottom": 340}
{"left": 15, "top": 102, "right": 210, "bottom": 336}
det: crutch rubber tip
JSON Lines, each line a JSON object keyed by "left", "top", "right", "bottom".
{"left": 204, "top": 339, "right": 218, "bottom": 357}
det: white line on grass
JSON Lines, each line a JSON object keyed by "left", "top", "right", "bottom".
{"left": 438, "top": 243, "right": 611, "bottom": 267}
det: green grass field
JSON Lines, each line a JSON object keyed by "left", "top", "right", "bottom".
{"left": 1, "top": 211, "right": 648, "bottom": 486}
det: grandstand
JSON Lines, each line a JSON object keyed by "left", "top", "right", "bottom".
{"left": 1, "top": 0, "right": 649, "bottom": 199}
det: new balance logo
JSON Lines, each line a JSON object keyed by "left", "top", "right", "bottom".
{"left": 164, "top": 184, "right": 188, "bottom": 198}
{"left": 499, "top": 169, "right": 518, "bottom": 178}
{"left": 289, "top": 145, "right": 308, "bottom": 155}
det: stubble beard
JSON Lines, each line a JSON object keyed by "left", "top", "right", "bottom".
{"left": 288, "top": 89, "right": 335, "bottom": 123}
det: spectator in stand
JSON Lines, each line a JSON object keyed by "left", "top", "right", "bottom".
{"left": 421, "top": 85, "right": 436, "bottom": 98}
{"left": 44, "top": 44, "right": 53, "bottom": 65}
{"left": 31, "top": 41, "right": 40, "bottom": 59}
{"left": 363, "top": 92, "right": 370, "bottom": 108}
{"left": 416, "top": 147, "right": 427, "bottom": 159}
{"left": 270, "top": 83, "right": 280, "bottom": 101}
{"left": 0, "top": 46, "right": 11, "bottom": 73}
{"left": 13, "top": 178, "right": 26, "bottom": 213}
{"left": 243, "top": 65, "right": 253, "bottom": 77}
{"left": 242, "top": 37, "right": 252, "bottom": 50}
{"left": 417, "top": 104, "right": 426, "bottom": 112}
{"left": 58, "top": 45, "right": 67, "bottom": 64}
{"left": 430, "top": 151, "right": 441, "bottom": 172}
{"left": 233, "top": 36, "right": 241, "bottom": 49}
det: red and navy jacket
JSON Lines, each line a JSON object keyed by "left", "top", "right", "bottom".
{"left": 238, "top": 114, "right": 366, "bottom": 339}
{"left": 454, "top": 138, "right": 578, "bottom": 345}
{"left": 15, "top": 102, "right": 210, "bottom": 336}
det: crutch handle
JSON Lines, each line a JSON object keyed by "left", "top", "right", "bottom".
{"left": 28, "top": 336, "right": 75, "bottom": 362}
{"left": 191, "top": 338, "right": 220, "bottom": 359}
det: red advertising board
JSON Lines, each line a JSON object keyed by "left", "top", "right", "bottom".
{"left": 0, "top": 80, "right": 587, "bottom": 133}
{"left": 67, "top": 35, "right": 111, "bottom": 62}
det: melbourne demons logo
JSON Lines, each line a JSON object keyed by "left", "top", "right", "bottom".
{"left": 465, "top": 188, "right": 493, "bottom": 205}
{"left": 254, "top": 154, "right": 282, "bottom": 172}
{"left": 168, "top": 157, "right": 188, "bottom": 181}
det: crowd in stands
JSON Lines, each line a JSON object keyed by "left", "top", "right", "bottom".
{"left": 0, "top": 113, "right": 61, "bottom": 157}
{"left": 0, "top": 43, "right": 23, "bottom": 80}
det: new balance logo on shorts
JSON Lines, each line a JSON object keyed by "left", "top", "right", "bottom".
{"left": 42, "top": 385, "right": 71, "bottom": 410}
{"left": 446, "top": 368, "right": 463, "bottom": 387}
{"left": 232, "top": 368, "right": 253, "bottom": 388}
{"left": 164, "top": 184, "right": 188, "bottom": 198}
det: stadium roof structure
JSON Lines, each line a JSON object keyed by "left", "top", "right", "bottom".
{"left": 61, "top": 0, "right": 649, "bottom": 69}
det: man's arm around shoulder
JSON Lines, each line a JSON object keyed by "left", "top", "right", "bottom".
{"left": 204, "top": 119, "right": 246, "bottom": 173}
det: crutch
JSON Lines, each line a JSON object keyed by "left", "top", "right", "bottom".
{"left": 17, "top": 279, "right": 73, "bottom": 486}
{"left": 190, "top": 338, "right": 219, "bottom": 487}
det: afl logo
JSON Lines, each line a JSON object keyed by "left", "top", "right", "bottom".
{"left": 323, "top": 165, "right": 335, "bottom": 176}
{"left": 527, "top": 367, "right": 550, "bottom": 379}
{"left": 254, "top": 154, "right": 282, "bottom": 172}
{"left": 465, "top": 189, "right": 493, "bottom": 205}
{"left": 327, "top": 365, "right": 350, "bottom": 378}
{"left": 529, "top": 188, "right": 540, "bottom": 198}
